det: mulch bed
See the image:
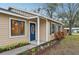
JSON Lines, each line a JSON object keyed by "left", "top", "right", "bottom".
{"left": 19, "top": 39, "right": 62, "bottom": 55}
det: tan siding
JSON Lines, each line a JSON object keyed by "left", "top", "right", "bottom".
{"left": 48, "top": 21, "right": 55, "bottom": 41}
{"left": 0, "top": 13, "right": 28, "bottom": 46}
{"left": 0, "top": 14, "right": 9, "bottom": 39}
{"left": 40, "top": 19, "right": 46, "bottom": 42}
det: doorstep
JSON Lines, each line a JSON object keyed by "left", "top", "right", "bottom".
{"left": 0, "top": 44, "right": 37, "bottom": 55}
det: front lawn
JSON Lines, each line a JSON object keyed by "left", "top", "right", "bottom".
{"left": 43, "top": 35, "right": 79, "bottom": 55}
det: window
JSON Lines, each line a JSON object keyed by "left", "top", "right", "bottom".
{"left": 11, "top": 19, "right": 25, "bottom": 36}
{"left": 50, "top": 22, "right": 55, "bottom": 34}
{"left": 58, "top": 25, "right": 61, "bottom": 31}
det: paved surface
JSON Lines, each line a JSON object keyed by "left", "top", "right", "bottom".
{"left": 0, "top": 39, "right": 48, "bottom": 55}
{"left": 0, "top": 44, "right": 37, "bottom": 55}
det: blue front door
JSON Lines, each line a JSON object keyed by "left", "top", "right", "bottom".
{"left": 30, "top": 23, "right": 36, "bottom": 41}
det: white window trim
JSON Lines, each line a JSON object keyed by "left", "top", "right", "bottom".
{"left": 46, "top": 19, "right": 49, "bottom": 42}
{"left": 9, "top": 18, "right": 26, "bottom": 38}
{"left": 54, "top": 24, "right": 57, "bottom": 32}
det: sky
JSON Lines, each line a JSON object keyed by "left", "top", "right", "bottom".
{"left": 0, "top": 3, "right": 64, "bottom": 18}
{"left": 0, "top": 3, "right": 47, "bottom": 10}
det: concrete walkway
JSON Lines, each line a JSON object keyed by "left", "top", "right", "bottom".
{"left": 0, "top": 44, "right": 37, "bottom": 55}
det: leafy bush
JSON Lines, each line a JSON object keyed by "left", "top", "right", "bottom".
{"left": 31, "top": 47, "right": 37, "bottom": 53}
{"left": 54, "top": 31, "right": 65, "bottom": 40}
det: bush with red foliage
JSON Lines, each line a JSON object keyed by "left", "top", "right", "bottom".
{"left": 54, "top": 32, "right": 60, "bottom": 40}
{"left": 61, "top": 31, "right": 65, "bottom": 39}
{"left": 54, "top": 31, "right": 65, "bottom": 40}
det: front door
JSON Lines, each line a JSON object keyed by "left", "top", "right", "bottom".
{"left": 30, "top": 23, "right": 36, "bottom": 41}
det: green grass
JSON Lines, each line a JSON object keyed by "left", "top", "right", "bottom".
{"left": 61, "top": 35, "right": 79, "bottom": 44}
{"left": 72, "top": 33, "right": 79, "bottom": 35}
{"left": 63, "top": 35, "right": 79, "bottom": 41}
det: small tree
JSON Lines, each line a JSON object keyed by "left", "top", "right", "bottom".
{"left": 45, "top": 3, "right": 58, "bottom": 18}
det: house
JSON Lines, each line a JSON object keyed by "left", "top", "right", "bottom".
{"left": 0, "top": 7, "right": 64, "bottom": 46}
{"left": 64, "top": 27, "right": 79, "bottom": 35}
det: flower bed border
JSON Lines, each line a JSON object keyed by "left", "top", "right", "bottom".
{"left": 19, "top": 39, "right": 62, "bottom": 55}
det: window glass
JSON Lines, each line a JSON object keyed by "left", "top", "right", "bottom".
{"left": 58, "top": 25, "right": 61, "bottom": 31}
{"left": 50, "top": 22, "right": 55, "bottom": 34}
{"left": 11, "top": 19, "right": 25, "bottom": 36}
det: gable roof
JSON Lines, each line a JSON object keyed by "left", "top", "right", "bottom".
{"left": 0, "top": 8, "right": 33, "bottom": 19}
{"left": 0, "top": 7, "right": 64, "bottom": 25}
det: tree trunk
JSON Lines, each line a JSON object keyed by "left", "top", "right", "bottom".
{"left": 69, "top": 20, "right": 72, "bottom": 35}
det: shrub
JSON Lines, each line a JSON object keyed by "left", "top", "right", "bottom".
{"left": 54, "top": 32, "right": 60, "bottom": 40}
{"left": 0, "top": 41, "right": 29, "bottom": 53}
{"left": 54, "top": 31, "right": 65, "bottom": 40}
{"left": 61, "top": 31, "right": 65, "bottom": 39}
{"left": 31, "top": 48, "right": 36, "bottom": 52}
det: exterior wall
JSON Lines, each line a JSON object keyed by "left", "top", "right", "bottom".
{"left": 48, "top": 21, "right": 64, "bottom": 41}
{"left": 40, "top": 19, "right": 46, "bottom": 42}
{"left": 0, "top": 13, "right": 28, "bottom": 46}
{"left": 60, "top": 25, "right": 63, "bottom": 31}
{"left": 48, "top": 21, "right": 55, "bottom": 41}
{"left": 0, "top": 13, "right": 63, "bottom": 46}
